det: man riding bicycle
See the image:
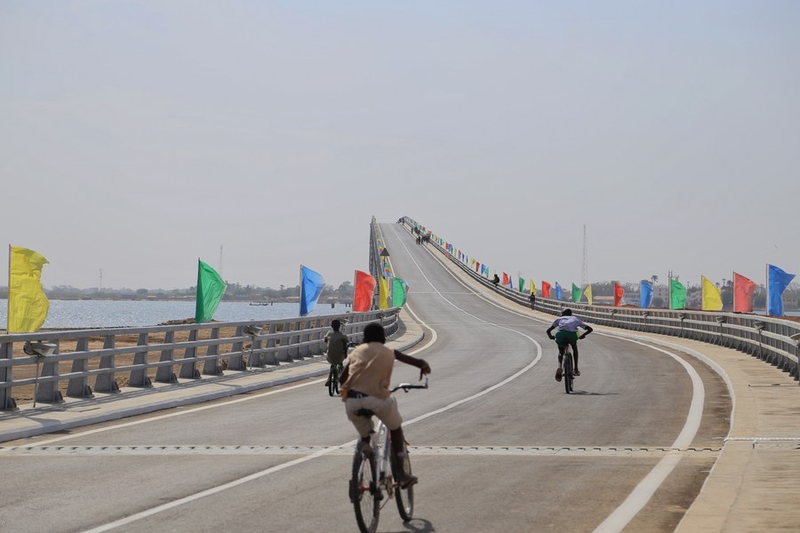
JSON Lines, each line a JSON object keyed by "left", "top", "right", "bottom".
{"left": 323, "top": 319, "right": 349, "bottom": 387}
{"left": 339, "top": 322, "right": 431, "bottom": 489}
{"left": 546, "top": 308, "right": 593, "bottom": 381}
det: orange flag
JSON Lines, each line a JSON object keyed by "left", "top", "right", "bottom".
{"left": 733, "top": 272, "right": 757, "bottom": 313}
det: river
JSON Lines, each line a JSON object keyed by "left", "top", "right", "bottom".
{"left": 0, "top": 299, "right": 348, "bottom": 329}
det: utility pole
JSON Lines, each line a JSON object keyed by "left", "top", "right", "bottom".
{"left": 219, "top": 245, "right": 224, "bottom": 278}
{"left": 581, "top": 224, "right": 589, "bottom": 288}
{"left": 99, "top": 268, "right": 103, "bottom": 289}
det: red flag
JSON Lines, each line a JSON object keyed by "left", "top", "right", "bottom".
{"left": 542, "top": 281, "right": 551, "bottom": 298}
{"left": 733, "top": 272, "right": 757, "bottom": 313}
{"left": 353, "top": 270, "right": 377, "bottom": 312}
{"left": 502, "top": 272, "right": 510, "bottom": 286}
{"left": 475, "top": 261, "right": 480, "bottom": 272}
{"left": 614, "top": 282, "right": 624, "bottom": 306}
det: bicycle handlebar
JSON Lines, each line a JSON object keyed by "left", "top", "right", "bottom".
{"left": 391, "top": 378, "right": 429, "bottom": 393}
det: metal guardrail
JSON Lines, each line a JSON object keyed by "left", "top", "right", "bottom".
{"left": 0, "top": 309, "right": 400, "bottom": 410}
{"left": 404, "top": 217, "right": 800, "bottom": 382}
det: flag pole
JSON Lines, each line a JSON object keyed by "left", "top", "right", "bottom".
{"left": 732, "top": 270, "right": 736, "bottom": 313}
{"left": 765, "top": 263, "right": 769, "bottom": 316}
{"left": 299, "top": 265, "right": 303, "bottom": 318}
{"left": 7, "top": 245, "right": 11, "bottom": 332}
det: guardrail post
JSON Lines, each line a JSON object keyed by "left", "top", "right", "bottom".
{"left": 1, "top": 341, "right": 17, "bottom": 410}
{"left": 94, "top": 335, "right": 120, "bottom": 393}
{"left": 179, "top": 329, "right": 201, "bottom": 379}
{"left": 67, "top": 337, "right": 94, "bottom": 397}
{"left": 35, "top": 339, "right": 64, "bottom": 404}
{"left": 156, "top": 331, "right": 178, "bottom": 383}
{"left": 790, "top": 333, "right": 800, "bottom": 382}
{"left": 227, "top": 326, "right": 247, "bottom": 371}
{"left": 129, "top": 333, "right": 153, "bottom": 388}
{"left": 202, "top": 327, "right": 223, "bottom": 376}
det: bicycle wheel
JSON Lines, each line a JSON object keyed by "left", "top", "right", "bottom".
{"left": 328, "top": 366, "right": 338, "bottom": 397}
{"left": 563, "top": 351, "right": 574, "bottom": 394}
{"left": 352, "top": 450, "right": 380, "bottom": 533}
{"left": 391, "top": 449, "right": 414, "bottom": 521}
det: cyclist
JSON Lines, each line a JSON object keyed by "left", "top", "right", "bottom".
{"left": 339, "top": 322, "right": 431, "bottom": 489}
{"left": 546, "top": 308, "right": 593, "bottom": 381}
{"left": 324, "top": 319, "right": 349, "bottom": 387}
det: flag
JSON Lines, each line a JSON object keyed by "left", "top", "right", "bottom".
{"left": 195, "top": 260, "right": 226, "bottom": 323}
{"left": 733, "top": 272, "right": 756, "bottom": 313}
{"left": 392, "top": 277, "right": 409, "bottom": 307}
{"left": 670, "top": 278, "right": 687, "bottom": 310}
{"left": 768, "top": 264, "right": 796, "bottom": 316}
{"left": 701, "top": 275, "right": 723, "bottom": 311}
{"left": 584, "top": 284, "right": 593, "bottom": 306}
{"left": 542, "top": 281, "right": 551, "bottom": 298}
{"left": 530, "top": 279, "right": 536, "bottom": 295}
{"left": 502, "top": 272, "right": 510, "bottom": 286}
{"left": 614, "top": 282, "right": 624, "bottom": 307}
{"left": 556, "top": 282, "right": 563, "bottom": 300}
{"left": 518, "top": 276, "right": 525, "bottom": 292}
{"left": 353, "top": 270, "right": 376, "bottom": 312}
{"left": 640, "top": 281, "right": 653, "bottom": 308}
{"left": 7, "top": 246, "right": 50, "bottom": 333}
{"left": 571, "top": 283, "right": 581, "bottom": 303}
{"left": 299, "top": 265, "right": 325, "bottom": 316}
{"left": 378, "top": 275, "right": 390, "bottom": 309}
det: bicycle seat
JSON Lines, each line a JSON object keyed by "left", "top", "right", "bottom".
{"left": 355, "top": 408, "right": 375, "bottom": 418}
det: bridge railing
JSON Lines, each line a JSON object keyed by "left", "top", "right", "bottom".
{"left": 412, "top": 219, "right": 800, "bottom": 381}
{"left": 0, "top": 309, "right": 400, "bottom": 410}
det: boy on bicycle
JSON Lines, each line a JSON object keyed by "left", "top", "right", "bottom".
{"left": 339, "top": 322, "right": 431, "bottom": 488}
{"left": 546, "top": 308, "right": 593, "bottom": 381}
{"left": 324, "top": 319, "right": 349, "bottom": 387}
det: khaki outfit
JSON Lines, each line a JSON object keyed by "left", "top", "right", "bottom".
{"left": 343, "top": 342, "right": 402, "bottom": 437}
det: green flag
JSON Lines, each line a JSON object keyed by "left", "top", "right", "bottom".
{"left": 518, "top": 276, "right": 525, "bottom": 292}
{"left": 670, "top": 278, "right": 687, "bottom": 309}
{"left": 195, "top": 260, "right": 226, "bottom": 323}
{"left": 572, "top": 283, "right": 582, "bottom": 303}
{"left": 392, "top": 277, "right": 409, "bottom": 307}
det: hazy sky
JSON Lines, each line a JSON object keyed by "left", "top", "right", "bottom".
{"left": 2, "top": 1, "right": 798, "bottom": 291}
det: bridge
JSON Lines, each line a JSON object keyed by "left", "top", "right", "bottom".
{"left": 1, "top": 219, "right": 800, "bottom": 532}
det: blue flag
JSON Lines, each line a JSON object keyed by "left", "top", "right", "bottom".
{"left": 300, "top": 265, "right": 325, "bottom": 317}
{"left": 640, "top": 280, "right": 653, "bottom": 308}
{"left": 555, "top": 282, "right": 562, "bottom": 300}
{"left": 767, "top": 264, "right": 796, "bottom": 316}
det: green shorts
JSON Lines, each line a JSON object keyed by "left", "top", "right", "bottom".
{"left": 554, "top": 330, "right": 579, "bottom": 348}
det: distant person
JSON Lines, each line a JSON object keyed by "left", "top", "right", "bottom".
{"left": 546, "top": 309, "right": 593, "bottom": 380}
{"left": 529, "top": 293, "right": 536, "bottom": 309}
{"left": 324, "top": 320, "right": 349, "bottom": 387}
{"left": 492, "top": 274, "right": 500, "bottom": 287}
{"left": 340, "top": 322, "right": 431, "bottom": 488}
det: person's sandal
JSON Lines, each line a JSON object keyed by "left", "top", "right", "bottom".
{"left": 574, "top": 369, "right": 581, "bottom": 377}
{"left": 555, "top": 367, "right": 563, "bottom": 382}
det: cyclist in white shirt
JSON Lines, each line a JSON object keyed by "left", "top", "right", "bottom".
{"left": 546, "top": 309, "right": 593, "bottom": 381}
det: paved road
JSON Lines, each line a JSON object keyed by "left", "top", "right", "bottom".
{"left": 0, "top": 223, "right": 730, "bottom": 533}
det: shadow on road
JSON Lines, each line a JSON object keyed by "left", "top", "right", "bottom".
{"left": 391, "top": 517, "right": 435, "bottom": 532}
{"left": 568, "top": 390, "right": 619, "bottom": 396}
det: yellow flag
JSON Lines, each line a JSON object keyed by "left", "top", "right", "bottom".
{"left": 378, "top": 275, "right": 390, "bottom": 309}
{"left": 8, "top": 246, "right": 50, "bottom": 333}
{"left": 701, "top": 275, "right": 723, "bottom": 311}
{"left": 529, "top": 279, "right": 537, "bottom": 295}
{"left": 584, "top": 284, "right": 593, "bottom": 305}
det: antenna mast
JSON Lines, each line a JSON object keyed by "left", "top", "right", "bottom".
{"left": 581, "top": 224, "right": 589, "bottom": 288}
{"left": 219, "top": 245, "right": 224, "bottom": 278}
{"left": 99, "top": 268, "right": 103, "bottom": 289}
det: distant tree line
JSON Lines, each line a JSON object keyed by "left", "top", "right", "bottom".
{"left": 0, "top": 281, "right": 356, "bottom": 303}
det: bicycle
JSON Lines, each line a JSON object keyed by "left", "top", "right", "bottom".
{"left": 350, "top": 379, "right": 428, "bottom": 533}
{"left": 561, "top": 344, "right": 575, "bottom": 394}
{"left": 327, "top": 363, "right": 343, "bottom": 397}
{"left": 327, "top": 342, "right": 357, "bottom": 397}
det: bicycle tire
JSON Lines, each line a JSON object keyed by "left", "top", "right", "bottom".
{"left": 352, "top": 450, "right": 380, "bottom": 533}
{"left": 328, "top": 366, "right": 338, "bottom": 397}
{"left": 391, "top": 449, "right": 414, "bottom": 521}
{"left": 563, "top": 351, "right": 574, "bottom": 394}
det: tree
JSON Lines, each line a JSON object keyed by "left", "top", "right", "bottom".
{"left": 651, "top": 275, "right": 659, "bottom": 285}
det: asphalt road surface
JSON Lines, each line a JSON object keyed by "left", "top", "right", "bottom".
{"left": 0, "top": 222, "right": 730, "bottom": 533}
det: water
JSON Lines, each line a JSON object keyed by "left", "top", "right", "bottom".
{"left": 0, "top": 299, "right": 348, "bottom": 329}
